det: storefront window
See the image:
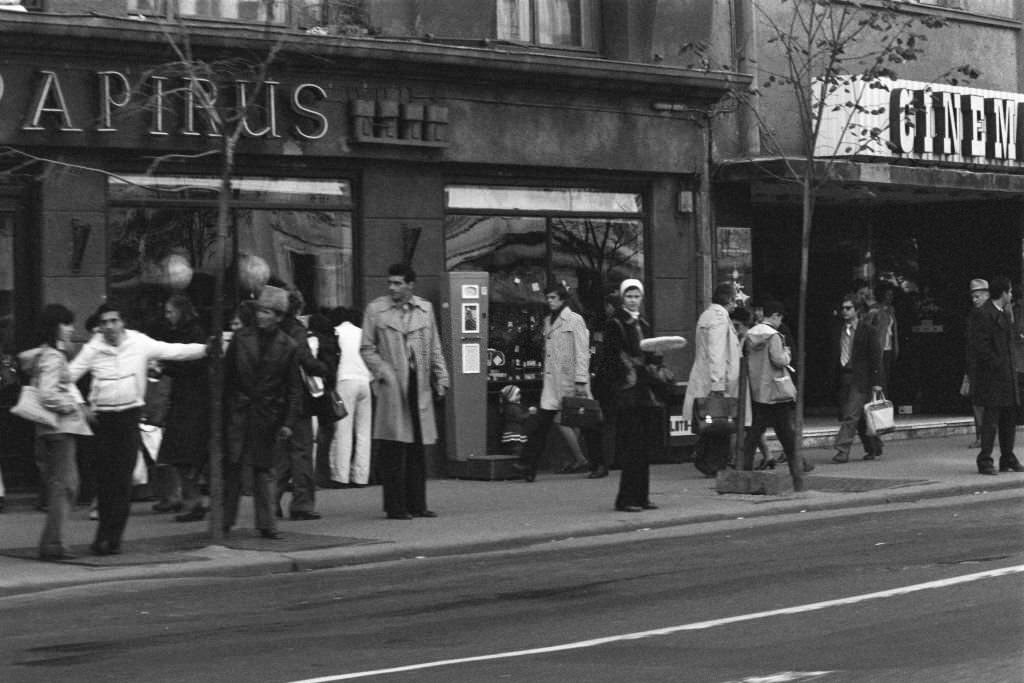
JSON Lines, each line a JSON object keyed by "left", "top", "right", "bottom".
{"left": 108, "top": 175, "right": 354, "bottom": 331}
{"left": 445, "top": 185, "right": 644, "bottom": 451}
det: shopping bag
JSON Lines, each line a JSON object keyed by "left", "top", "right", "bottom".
{"left": 766, "top": 366, "right": 797, "bottom": 403}
{"left": 693, "top": 395, "right": 738, "bottom": 436}
{"left": 9, "top": 385, "right": 59, "bottom": 428}
{"left": 560, "top": 396, "right": 603, "bottom": 429}
{"left": 864, "top": 390, "right": 895, "bottom": 436}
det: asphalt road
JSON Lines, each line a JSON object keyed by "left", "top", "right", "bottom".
{"left": 1, "top": 494, "right": 1022, "bottom": 683}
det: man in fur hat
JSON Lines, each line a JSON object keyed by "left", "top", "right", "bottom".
{"left": 222, "top": 285, "right": 302, "bottom": 539}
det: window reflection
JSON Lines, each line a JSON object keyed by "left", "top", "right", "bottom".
{"left": 109, "top": 176, "right": 353, "bottom": 331}
{"left": 446, "top": 186, "right": 641, "bottom": 213}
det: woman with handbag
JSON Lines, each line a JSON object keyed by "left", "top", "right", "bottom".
{"left": 18, "top": 304, "right": 92, "bottom": 560}
{"left": 602, "top": 279, "right": 666, "bottom": 512}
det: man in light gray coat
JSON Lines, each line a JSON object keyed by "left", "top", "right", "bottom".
{"left": 360, "top": 263, "right": 449, "bottom": 519}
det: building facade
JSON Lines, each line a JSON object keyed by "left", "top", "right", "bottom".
{"left": 0, "top": 1, "right": 745, "bottom": 484}
{"left": 709, "top": 0, "right": 1024, "bottom": 413}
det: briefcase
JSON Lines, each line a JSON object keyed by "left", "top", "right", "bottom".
{"left": 693, "top": 395, "right": 738, "bottom": 436}
{"left": 560, "top": 396, "right": 603, "bottom": 429}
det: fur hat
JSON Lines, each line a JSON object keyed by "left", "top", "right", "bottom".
{"left": 969, "top": 278, "right": 989, "bottom": 293}
{"left": 256, "top": 285, "right": 289, "bottom": 314}
{"left": 619, "top": 278, "right": 644, "bottom": 298}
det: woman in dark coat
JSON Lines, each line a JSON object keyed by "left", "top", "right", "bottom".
{"left": 153, "top": 295, "right": 211, "bottom": 521}
{"left": 600, "top": 279, "right": 666, "bottom": 513}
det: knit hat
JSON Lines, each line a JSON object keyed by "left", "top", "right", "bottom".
{"left": 256, "top": 285, "right": 289, "bottom": 314}
{"left": 500, "top": 384, "right": 521, "bottom": 404}
{"left": 969, "top": 278, "right": 989, "bottom": 293}
{"left": 619, "top": 278, "right": 644, "bottom": 298}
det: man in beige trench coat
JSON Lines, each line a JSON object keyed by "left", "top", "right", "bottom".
{"left": 361, "top": 263, "right": 450, "bottom": 519}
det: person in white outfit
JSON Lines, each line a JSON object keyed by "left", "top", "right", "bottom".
{"left": 329, "top": 307, "right": 373, "bottom": 487}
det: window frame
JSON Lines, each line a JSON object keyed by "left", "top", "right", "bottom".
{"left": 126, "top": 0, "right": 320, "bottom": 28}
{"left": 496, "top": 0, "right": 597, "bottom": 51}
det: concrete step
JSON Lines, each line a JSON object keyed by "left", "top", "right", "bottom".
{"left": 771, "top": 417, "right": 976, "bottom": 451}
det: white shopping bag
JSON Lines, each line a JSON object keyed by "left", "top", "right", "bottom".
{"left": 135, "top": 424, "right": 163, "bottom": 485}
{"left": 864, "top": 391, "right": 895, "bottom": 436}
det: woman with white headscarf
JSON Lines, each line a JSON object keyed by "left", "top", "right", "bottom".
{"left": 601, "top": 279, "right": 666, "bottom": 512}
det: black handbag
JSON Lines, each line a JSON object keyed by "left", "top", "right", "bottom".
{"left": 560, "top": 396, "right": 603, "bottom": 429}
{"left": 312, "top": 388, "right": 348, "bottom": 423}
{"left": 693, "top": 395, "right": 738, "bottom": 436}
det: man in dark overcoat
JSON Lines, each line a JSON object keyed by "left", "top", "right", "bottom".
{"left": 831, "top": 293, "right": 884, "bottom": 463}
{"left": 222, "top": 285, "right": 302, "bottom": 538}
{"left": 968, "top": 276, "right": 1024, "bottom": 475}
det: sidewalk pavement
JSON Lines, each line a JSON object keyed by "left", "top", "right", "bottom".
{"left": 1, "top": 429, "right": 1022, "bottom": 595}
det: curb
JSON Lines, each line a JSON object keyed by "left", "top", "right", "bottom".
{"left": 4, "top": 476, "right": 1019, "bottom": 596}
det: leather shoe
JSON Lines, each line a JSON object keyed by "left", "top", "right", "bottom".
{"left": 978, "top": 466, "right": 998, "bottom": 476}
{"left": 863, "top": 452, "right": 879, "bottom": 461}
{"left": 40, "top": 550, "right": 76, "bottom": 561}
{"left": 289, "top": 511, "right": 322, "bottom": 521}
{"left": 615, "top": 504, "right": 644, "bottom": 513}
{"left": 259, "top": 529, "right": 283, "bottom": 540}
{"left": 588, "top": 466, "right": 609, "bottom": 479}
{"left": 831, "top": 452, "right": 849, "bottom": 464}
{"left": 152, "top": 500, "right": 183, "bottom": 513}
{"left": 318, "top": 479, "right": 346, "bottom": 489}
{"left": 641, "top": 502, "right": 659, "bottom": 510}
{"left": 803, "top": 461, "right": 816, "bottom": 473}
{"left": 999, "top": 461, "right": 1024, "bottom": 473}
{"left": 412, "top": 510, "right": 438, "bottom": 518}
{"left": 89, "top": 540, "right": 121, "bottom": 556}
{"left": 387, "top": 512, "right": 413, "bottom": 520}
{"left": 175, "top": 507, "right": 207, "bottom": 522}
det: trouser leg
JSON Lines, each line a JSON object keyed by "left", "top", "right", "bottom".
{"left": 252, "top": 466, "right": 276, "bottom": 532}
{"left": 284, "top": 417, "right": 315, "bottom": 514}
{"left": 39, "top": 434, "right": 78, "bottom": 555}
{"left": 977, "top": 406, "right": 999, "bottom": 471}
{"left": 94, "top": 409, "right": 140, "bottom": 550}
{"left": 522, "top": 410, "right": 556, "bottom": 473}
{"left": 378, "top": 440, "right": 407, "bottom": 516}
{"left": 222, "top": 459, "right": 242, "bottom": 530}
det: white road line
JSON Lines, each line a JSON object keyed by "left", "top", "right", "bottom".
{"left": 287, "top": 564, "right": 1024, "bottom": 683}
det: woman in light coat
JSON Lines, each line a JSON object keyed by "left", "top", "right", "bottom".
{"left": 19, "top": 304, "right": 92, "bottom": 560}
{"left": 682, "top": 282, "right": 743, "bottom": 475}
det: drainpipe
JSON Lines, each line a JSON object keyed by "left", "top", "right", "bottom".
{"left": 735, "top": 0, "right": 759, "bottom": 156}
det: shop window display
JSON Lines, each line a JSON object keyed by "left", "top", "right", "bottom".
{"left": 445, "top": 185, "right": 644, "bottom": 453}
{"left": 108, "top": 176, "right": 353, "bottom": 331}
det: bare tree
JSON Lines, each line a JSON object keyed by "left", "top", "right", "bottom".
{"left": 0, "top": 3, "right": 372, "bottom": 540}
{"left": 734, "top": 0, "right": 975, "bottom": 466}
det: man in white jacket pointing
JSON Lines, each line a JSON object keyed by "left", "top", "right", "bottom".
{"left": 70, "top": 301, "right": 208, "bottom": 556}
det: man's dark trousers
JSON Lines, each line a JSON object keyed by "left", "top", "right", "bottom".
{"left": 276, "top": 417, "right": 316, "bottom": 514}
{"left": 835, "top": 371, "right": 881, "bottom": 458}
{"left": 378, "top": 367, "right": 427, "bottom": 516}
{"left": 93, "top": 408, "right": 141, "bottom": 551}
{"left": 977, "top": 405, "right": 1020, "bottom": 471}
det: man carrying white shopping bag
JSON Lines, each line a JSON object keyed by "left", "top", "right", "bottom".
{"left": 831, "top": 294, "right": 884, "bottom": 463}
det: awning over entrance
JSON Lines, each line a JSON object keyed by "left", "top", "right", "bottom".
{"left": 715, "top": 157, "right": 1024, "bottom": 205}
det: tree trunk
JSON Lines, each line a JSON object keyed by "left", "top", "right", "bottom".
{"left": 207, "top": 141, "right": 235, "bottom": 542}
